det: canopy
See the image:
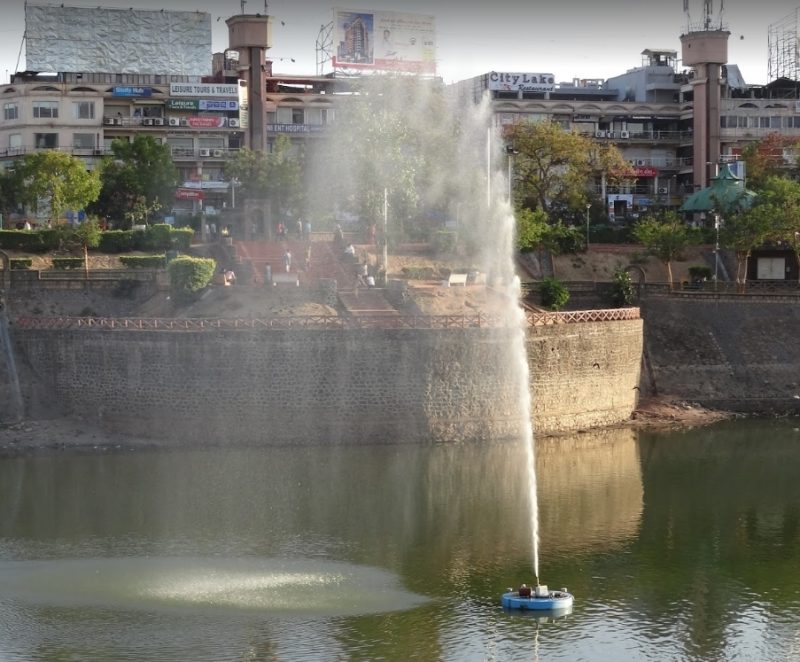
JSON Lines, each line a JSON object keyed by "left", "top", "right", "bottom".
{"left": 680, "top": 163, "right": 757, "bottom": 214}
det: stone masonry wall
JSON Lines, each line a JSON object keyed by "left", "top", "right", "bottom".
{"left": 11, "top": 319, "right": 643, "bottom": 442}
{"left": 528, "top": 319, "right": 644, "bottom": 433}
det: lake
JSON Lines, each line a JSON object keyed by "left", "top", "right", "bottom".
{"left": 0, "top": 419, "right": 798, "bottom": 661}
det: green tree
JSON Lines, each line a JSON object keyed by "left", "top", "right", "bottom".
{"left": 740, "top": 132, "right": 800, "bottom": 189}
{"left": 632, "top": 212, "right": 695, "bottom": 289}
{"left": 720, "top": 202, "right": 780, "bottom": 289}
{"left": 540, "top": 276, "right": 570, "bottom": 311}
{"left": 506, "top": 120, "right": 633, "bottom": 218}
{"left": 516, "top": 207, "right": 549, "bottom": 251}
{"left": 0, "top": 167, "right": 23, "bottom": 225}
{"left": 752, "top": 176, "right": 800, "bottom": 283}
{"left": 90, "top": 135, "right": 178, "bottom": 227}
{"left": 224, "top": 135, "right": 303, "bottom": 229}
{"left": 18, "top": 151, "right": 101, "bottom": 224}
{"left": 72, "top": 217, "right": 102, "bottom": 278}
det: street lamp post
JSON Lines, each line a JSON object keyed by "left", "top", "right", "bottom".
{"left": 506, "top": 145, "right": 518, "bottom": 203}
{"left": 714, "top": 213, "right": 720, "bottom": 290}
{"left": 585, "top": 203, "right": 592, "bottom": 249}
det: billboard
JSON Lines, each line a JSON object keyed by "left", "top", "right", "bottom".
{"left": 488, "top": 72, "right": 556, "bottom": 93}
{"left": 25, "top": 4, "right": 211, "bottom": 76}
{"left": 333, "top": 8, "right": 435, "bottom": 74}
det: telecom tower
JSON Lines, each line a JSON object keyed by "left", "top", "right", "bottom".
{"left": 680, "top": 0, "right": 730, "bottom": 190}
{"left": 768, "top": 10, "right": 800, "bottom": 82}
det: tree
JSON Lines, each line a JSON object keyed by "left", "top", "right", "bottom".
{"left": 505, "top": 120, "right": 633, "bottom": 218}
{"left": 0, "top": 167, "right": 23, "bottom": 223}
{"left": 609, "top": 267, "right": 636, "bottom": 307}
{"left": 740, "top": 132, "right": 800, "bottom": 189}
{"left": 89, "top": 135, "right": 178, "bottom": 227}
{"left": 72, "top": 217, "right": 102, "bottom": 278}
{"left": 224, "top": 135, "right": 303, "bottom": 228}
{"left": 632, "top": 212, "right": 696, "bottom": 289}
{"left": 516, "top": 207, "right": 550, "bottom": 251}
{"left": 719, "top": 203, "right": 778, "bottom": 290}
{"left": 751, "top": 176, "right": 800, "bottom": 283}
{"left": 18, "top": 151, "right": 101, "bottom": 224}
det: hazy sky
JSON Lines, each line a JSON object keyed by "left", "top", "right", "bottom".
{"left": 1, "top": 0, "right": 799, "bottom": 85}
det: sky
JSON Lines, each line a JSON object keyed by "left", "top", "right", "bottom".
{"left": 1, "top": 0, "right": 800, "bottom": 85}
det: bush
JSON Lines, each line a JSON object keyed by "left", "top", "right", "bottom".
{"left": 99, "top": 230, "right": 136, "bottom": 253}
{"left": 609, "top": 267, "right": 636, "bottom": 307}
{"left": 431, "top": 230, "right": 457, "bottom": 254}
{"left": 120, "top": 255, "right": 166, "bottom": 269}
{"left": 540, "top": 277, "right": 570, "bottom": 311}
{"left": 0, "top": 229, "right": 58, "bottom": 252}
{"left": 146, "top": 224, "right": 173, "bottom": 251}
{"left": 167, "top": 255, "right": 216, "bottom": 301}
{"left": 170, "top": 227, "right": 194, "bottom": 251}
{"left": 401, "top": 266, "right": 436, "bottom": 280}
{"left": 689, "top": 265, "right": 713, "bottom": 282}
{"left": 51, "top": 257, "right": 85, "bottom": 270}
{"left": 9, "top": 257, "right": 33, "bottom": 270}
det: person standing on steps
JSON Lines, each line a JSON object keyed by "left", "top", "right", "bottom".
{"left": 283, "top": 248, "right": 292, "bottom": 273}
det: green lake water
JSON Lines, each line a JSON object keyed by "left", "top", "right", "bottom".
{"left": 0, "top": 419, "right": 798, "bottom": 661}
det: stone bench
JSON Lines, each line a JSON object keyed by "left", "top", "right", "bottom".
{"left": 447, "top": 273, "right": 469, "bottom": 286}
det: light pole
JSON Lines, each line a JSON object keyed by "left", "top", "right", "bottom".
{"left": 585, "top": 203, "right": 592, "bottom": 249}
{"left": 506, "top": 145, "right": 518, "bottom": 203}
{"left": 714, "top": 212, "right": 720, "bottom": 290}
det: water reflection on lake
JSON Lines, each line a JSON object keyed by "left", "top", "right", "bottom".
{"left": 0, "top": 419, "right": 798, "bottom": 661}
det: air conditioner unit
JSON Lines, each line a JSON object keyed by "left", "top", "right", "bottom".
{"left": 228, "top": 118, "right": 240, "bottom": 128}
{"left": 103, "top": 117, "right": 115, "bottom": 125}
{"left": 606, "top": 131, "right": 615, "bottom": 139}
{"left": 620, "top": 130, "right": 630, "bottom": 138}
{"left": 152, "top": 118, "right": 164, "bottom": 126}
{"left": 112, "top": 118, "right": 122, "bottom": 125}
{"left": 199, "top": 148, "right": 211, "bottom": 157}
{"left": 142, "top": 118, "right": 154, "bottom": 126}
{"left": 595, "top": 130, "right": 606, "bottom": 138}
{"left": 636, "top": 159, "right": 647, "bottom": 166}
{"left": 658, "top": 187, "right": 668, "bottom": 194}
{"left": 212, "top": 149, "right": 223, "bottom": 157}
{"left": 180, "top": 118, "right": 189, "bottom": 126}
{"left": 168, "top": 117, "right": 180, "bottom": 127}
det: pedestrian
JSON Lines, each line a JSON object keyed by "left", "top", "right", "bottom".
{"left": 334, "top": 223, "right": 344, "bottom": 247}
{"left": 304, "top": 220, "right": 312, "bottom": 241}
{"left": 296, "top": 219, "right": 303, "bottom": 238}
{"left": 283, "top": 248, "right": 292, "bottom": 273}
{"left": 304, "top": 244, "right": 312, "bottom": 271}
{"left": 277, "top": 222, "right": 286, "bottom": 241}
{"left": 210, "top": 221, "right": 217, "bottom": 240}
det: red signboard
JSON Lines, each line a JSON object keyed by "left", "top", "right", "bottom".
{"left": 175, "top": 188, "right": 204, "bottom": 200}
{"left": 634, "top": 166, "right": 659, "bottom": 178}
{"left": 187, "top": 116, "right": 226, "bottom": 129}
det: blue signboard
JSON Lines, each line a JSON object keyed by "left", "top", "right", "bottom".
{"left": 112, "top": 86, "right": 153, "bottom": 97}
{"left": 199, "top": 99, "right": 238, "bottom": 111}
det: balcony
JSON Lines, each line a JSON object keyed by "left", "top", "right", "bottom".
{"left": 170, "top": 147, "right": 239, "bottom": 160}
{"left": 612, "top": 130, "right": 693, "bottom": 143}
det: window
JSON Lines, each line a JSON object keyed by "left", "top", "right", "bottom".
{"left": 73, "top": 101, "right": 95, "bottom": 120}
{"left": 34, "top": 133, "right": 58, "bottom": 149}
{"left": 292, "top": 108, "right": 304, "bottom": 124}
{"left": 33, "top": 101, "right": 59, "bottom": 119}
{"left": 73, "top": 133, "right": 95, "bottom": 149}
{"left": 8, "top": 133, "right": 21, "bottom": 152}
{"left": 3, "top": 103, "right": 18, "bottom": 120}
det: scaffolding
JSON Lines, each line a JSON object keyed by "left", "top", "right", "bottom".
{"left": 768, "top": 9, "right": 800, "bottom": 81}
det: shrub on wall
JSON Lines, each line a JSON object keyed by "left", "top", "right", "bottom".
{"left": 609, "top": 267, "right": 636, "bottom": 307}
{"left": 540, "top": 277, "right": 570, "bottom": 311}
{"left": 9, "top": 257, "right": 33, "bottom": 269}
{"left": 120, "top": 255, "right": 166, "bottom": 269}
{"left": 170, "top": 227, "right": 194, "bottom": 251}
{"left": 0, "top": 229, "right": 57, "bottom": 252}
{"left": 167, "top": 255, "right": 216, "bottom": 301}
{"left": 146, "top": 224, "right": 173, "bottom": 251}
{"left": 52, "top": 257, "right": 85, "bottom": 270}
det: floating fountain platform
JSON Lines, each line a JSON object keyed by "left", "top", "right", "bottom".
{"left": 502, "top": 584, "right": 574, "bottom": 611}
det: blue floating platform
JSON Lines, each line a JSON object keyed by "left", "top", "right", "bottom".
{"left": 502, "top": 585, "right": 574, "bottom": 611}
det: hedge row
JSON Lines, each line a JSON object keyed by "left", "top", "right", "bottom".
{"left": 10, "top": 258, "right": 32, "bottom": 269}
{"left": 52, "top": 257, "right": 85, "bottom": 270}
{"left": 98, "top": 225, "right": 193, "bottom": 253}
{"left": 119, "top": 255, "right": 166, "bottom": 269}
{"left": 0, "top": 225, "right": 193, "bottom": 253}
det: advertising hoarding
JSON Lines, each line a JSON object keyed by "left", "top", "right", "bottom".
{"left": 25, "top": 5, "right": 211, "bottom": 76}
{"left": 332, "top": 8, "right": 435, "bottom": 74}
{"left": 170, "top": 83, "right": 238, "bottom": 98}
{"left": 488, "top": 72, "right": 556, "bottom": 93}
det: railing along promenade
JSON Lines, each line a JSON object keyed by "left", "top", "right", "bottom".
{"left": 12, "top": 308, "right": 640, "bottom": 332}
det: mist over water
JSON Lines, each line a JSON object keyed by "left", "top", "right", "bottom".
{"left": 307, "top": 77, "right": 541, "bottom": 578}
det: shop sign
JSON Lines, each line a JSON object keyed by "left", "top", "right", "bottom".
{"left": 113, "top": 86, "right": 152, "bottom": 97}
{"left": 634, "top": 166, "right": 659, "bottom": 177}
{"left": 199, "top": 99, "right": 238, "bottom": 111}
{"left": 187, "top": 116, "right": 227, "bottom": 128}
{"left": 175, "top": 188, "right": 203, "bottom": 200}
{"left": 167, "top": 99, "right": 199, "bottom": 111}
{"left": 170, "top": 83, "right": 238, "bottom": 97}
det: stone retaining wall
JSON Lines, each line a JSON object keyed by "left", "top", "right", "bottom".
{"left": 9, "top": 318, "right": 644, "bottom": 441}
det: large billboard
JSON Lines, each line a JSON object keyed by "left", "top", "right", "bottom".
{"left": 25, "top": 4, "right": 211, "bottom": 76}
{"left": 332, "top": 8, "right": 435, "bottom": 74}
{"left": 487, "top": 72, "right": 556, "bottom": 93}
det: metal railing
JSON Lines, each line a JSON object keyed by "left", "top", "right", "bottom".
{"left": 13, "top": 308, "right": 641, "bottom": 332}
